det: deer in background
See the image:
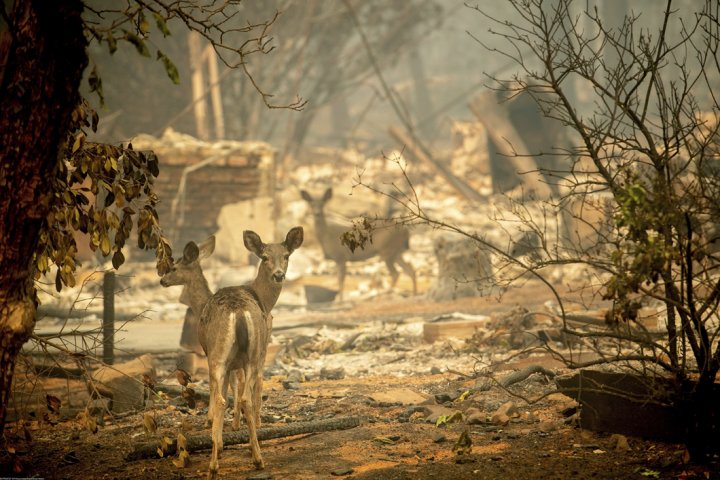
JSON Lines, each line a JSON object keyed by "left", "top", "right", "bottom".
{"left": 300, "top": 188, "right": 416, "bottom": 299}
{"left": 201, "top": 227, "right": 303, "bottom": 478}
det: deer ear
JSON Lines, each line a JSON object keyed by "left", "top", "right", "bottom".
{"left": 182, "top": 241, "right": 200, "bottom": 263}
{"left": 198, "top": 235, "right": 216, "bottom": 259}
{"left": 243, "top": 230, "right": 264, "bottom": 257}
{"left": 300, "top": 190, "right": 311, "bottom": 202}
{"left": 323, "top": 188, "right": 333, "bottom": 201}
{"left": 284, "top": 226, "right": 304, "bottom": 252}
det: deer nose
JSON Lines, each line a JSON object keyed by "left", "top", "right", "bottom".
{"left": 272, "top": 271, "right": 285, "bottom": 282}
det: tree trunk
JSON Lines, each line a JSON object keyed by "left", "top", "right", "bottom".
{"left": 0, "top": 0, "right": 87, "bottom": 437}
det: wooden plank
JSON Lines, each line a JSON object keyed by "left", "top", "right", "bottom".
{"left": 469, "top": 91, "right": 552, "bottom": 199}
{"left": 423, "top": 318, "right": 489, "bottom": 343}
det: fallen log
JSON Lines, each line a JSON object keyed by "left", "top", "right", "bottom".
{"left": 126, "top": 416, "right": 363, "bottom": 461}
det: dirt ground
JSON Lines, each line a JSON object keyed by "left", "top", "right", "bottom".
{"left": 4, "top": 281, "right": 720, "bottom": 480}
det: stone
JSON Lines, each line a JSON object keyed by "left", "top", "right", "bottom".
{"left": 330, "top": 466, "right": 354, "bottom": 476}
{"left": 421, "top": 405, "right": 461, "bottom": 424}
{"left": 432, "top": 432, "right": 447, "bottom": 443}
{"left": 539, "top": 421, "right": 557, "bottom": 433}
{"left": 434, "top": 392, "right": 456, "bottom": 404}
{"left": 490, "top": 401, "right": 518, "bottom": 425}
{"left": 610, "top": 434, "right": 630, "bottom": 451}
{"left": 319, "top": 367, "right": 346, "bottom": 380}
{"left": 466, "top": 407, "right": 486, "bottom": 425}
{"left": 91, "top": 354, "right": 155, "bottom": 413}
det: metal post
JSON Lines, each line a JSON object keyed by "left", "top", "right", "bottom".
{"left": 103, "top": 271, "right": 115, "bottom": 365}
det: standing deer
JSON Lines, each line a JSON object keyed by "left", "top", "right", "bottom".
{"left": 300, "top": 188, "right": 416, "bottom": 299}
{"left": 202, "top": 227, "right": 303, "bottom": 478}
{"left": 160, "top": 236, "right": 216, "bottom": 376}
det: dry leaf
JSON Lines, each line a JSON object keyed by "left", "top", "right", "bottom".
{"left": 182, "top": 387, "right": 197, "bottom": 409}
{"left": 159, "top": 436, "right": 172, "bottom": 456}
{"left": 176, "top": 369, "right": 191, "bottom": 387}
{"left": 86, "top": 414, "right": 98, "bottom": 434}
{"left": 142, "top": 373, "right": 155, "bottom": 389}
{"left": 143, "top": 413, "right": 157, "bottom": 435}
{"left": 173, "top": 449, "right": 190, "bottom": 468}
{"left": 46, "top": 394, "right": 62, "bottom": 414}
{"left": 177, "top": 432, "right": 187, "bottom": 452}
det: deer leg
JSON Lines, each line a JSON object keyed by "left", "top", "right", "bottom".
{"left": 242, "top": 366, "right": 264, "bottom": 469}
{"left": 394, "top": 255, "right": 417, "bottom": 294}
{"left": 208, "top": 366, "right": 227, "bottom": 479}
{"left": 385, "top": 258, "right": 399, "bottom": 290}
{"left": 231, "top": 370, "right": 245, "bottom": 431}
{"left": 337, "top": 262, "right": 347, "bottom": 301}
{"left": 254, "top": 370, "right": 263, "bottom": 426}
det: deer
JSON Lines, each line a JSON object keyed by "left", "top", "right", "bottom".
{"left": 300, "top": 187, "right": 416, "bottom": 300}
{"left": 160, "top": 235, "right": 233, "bottom": 427}
{"left": 160, "top": 236, "right": 215, "bottom": 376}
{"left": 201, "top": 226, "right": 303, "bottom": 478}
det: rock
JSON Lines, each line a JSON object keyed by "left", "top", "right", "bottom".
{"left": 330, "top": 466, "right": 354, "bottom": 476}
{"left": 91, "top": 354, "right": 155, "bottom": 413}
{"left": 490, "top": 402, "right": 517, "bottom": 426}
{"left": 433, "top": 432, "right": 447, "bottom": 443}
{"left": 490, "top": 412, "right": 510, "bottom": 425}
{"left": 421, "top": 405, "right": 461, "bottom": 424}
{"left": 319, "top": 367, "right": 346, "bottom": 380}
{"left": 430, "top": 366, "right": 443, "bottom": 375}
{"left": 610, "top": 434, "right": 630, "bottom": 451}
{"left": 286, "top": 370, "right": 305, "bottom": 383}
{"left": 282, "top": 381, "right": 300, "bottom": 391}
{"left": 369, "top": 388, "right": 430, "bottom": 406}
{"left": 538, "top": 421, "right": 557, "bottom": 433}
{"left": 434, "top": 392, "right": 456, "bottom": 404}
{"left": 466, "top": 408, "right": 486, "bottom": 425}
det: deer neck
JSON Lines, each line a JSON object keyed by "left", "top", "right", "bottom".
{"left": 179, "top": 273, "right": 213, "bottom": 317}
{"left": 312, "top": 208, "right": 329, "bottom": 238}
{"left": 249, "top": 266, "right": 282, "bottom": 314}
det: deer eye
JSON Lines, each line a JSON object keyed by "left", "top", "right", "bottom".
{"left": 284, "top": 254, "right": 290, "bottom": 261}
{"left": 261, "top": 255, "right": 269, "bottom": 262}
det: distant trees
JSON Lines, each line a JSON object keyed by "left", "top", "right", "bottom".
{"left": 89, "top": 0, "right": 443, "bottom": 153}
{"left": 475, "top": 0, "right": 720, "bottom": 391}
{"left": 357, "top": 0, "right": 720, "bottom": 396}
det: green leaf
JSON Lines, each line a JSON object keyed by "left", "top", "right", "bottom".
{"left": 106, "top": 33, "right": 117, "bottom": 54}
{"left": 125, "top": 31, "right": 150, "bottom": 57}
{"left": 157, "top": 51, "right": 180, "bottom": 85}
{"left": 88, "top": 65, "right": 104, "bottom": 105}
{"left": 153, "top": 12, "right": 171, "bottom": 37}
{"left": 138, "top": 12, "right": 150, "bottom": 34}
